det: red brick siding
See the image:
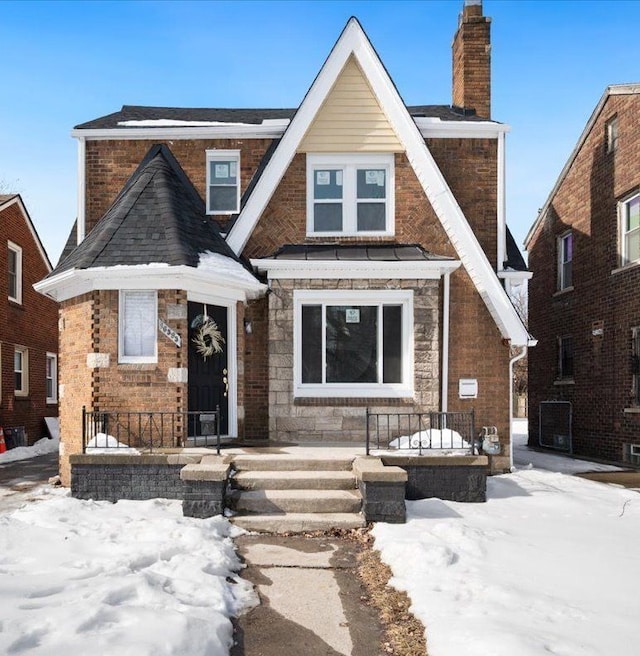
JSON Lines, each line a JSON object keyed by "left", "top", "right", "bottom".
{"left": 528, "top": 93, "right": 640, "bottom": 463}
{"left": 0, "top": 201, "right": 58, "bottom": 446}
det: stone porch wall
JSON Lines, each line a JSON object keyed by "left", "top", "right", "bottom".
{"left": 268, "top": 278, "right": 440, "bottom": 442}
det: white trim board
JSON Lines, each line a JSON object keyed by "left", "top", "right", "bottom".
{"left": 227, "top": 17, "right": 529, "bottom": 345}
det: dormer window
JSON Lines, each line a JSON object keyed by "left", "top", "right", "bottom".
{"left": 206, "top": 150, "right": 240, "bottom": 214}
{"left": 306, "top": 154, "right": 394, "bottom": 236}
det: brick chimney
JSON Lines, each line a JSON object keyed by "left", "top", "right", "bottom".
{"left": 452, "top": 0, "right": 491, "bottom": 119}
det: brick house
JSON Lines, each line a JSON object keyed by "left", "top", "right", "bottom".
{"left": 37, "top": 2, "right": 531, "bottom": 486}
{"left": 0, "top": 194, "right": 58, "bottom": 446}
{"left": 526, "top": 84, "right": 640, "bottom": 465}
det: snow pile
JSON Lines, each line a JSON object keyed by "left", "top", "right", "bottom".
{"left": 389, "top": 428, "right": 469, "bottom": 450}
{"left": 0, "top": 435, "right": 59, "bottom": 464}
{"left": 374, "top": 469, "right": 640, "bottom": 656}
{"left": 197, "top": 251, "right": 261, "bottom": 287}
{"left": 85, "top": 432, "right": 141, "bottom": 454}
{"left": 0, "top": 489, "right": 256, "bottom": 655}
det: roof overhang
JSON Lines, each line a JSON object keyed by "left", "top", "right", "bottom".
{"left": 251, "top": 258, "right": 461, "bottom": 280}
{"left": 34, "top": 264, "right": 267, "bottom": 303}
{"left": 414, "top": 117, "right": 510, "bottom": 139}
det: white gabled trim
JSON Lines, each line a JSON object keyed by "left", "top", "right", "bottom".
{"left": 415, "top": 117, "right": 510, "bottom": 139}
{"left": 34, "top": 264, "right": 267, "bottom": 303}
{"left": 0, "top": 195, "right": 52, "bottom": 272}
{"left": 525, "top": 84, "right": 640, "bottom": 249}
{"left": 77, "top": 137, "right": 86, "bottom": 244}
{"left": 251, "top": 258, "right": 461, "bottom": 280}
{"left": 497, "top": 130, "right": 506, "bottom": 270}
{"left": 230, "top": 18, "right": 529, "bottom": 345}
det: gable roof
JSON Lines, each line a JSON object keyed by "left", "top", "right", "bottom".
{"left": 226, "top": 17, "right": 530, "bottom": 346}
{"left": 524, "top": 84, "right": 640, "bottom": 249}
{"left": 52, "top": 144, "right": 245, "bottom": 275}
{"left": 0, "top": 194, "right": 52, "bottom": 272}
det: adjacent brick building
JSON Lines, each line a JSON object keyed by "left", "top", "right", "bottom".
{"left": 526, "top": 84, "right": 640, "bottom": 465}
{"left": 37, "top": 2, "right": 531, "bottom": 485}
{"left": 0, "top": 194, "right": 58, "bottom": 446}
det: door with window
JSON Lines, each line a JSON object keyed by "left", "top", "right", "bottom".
{"left": 188, "top": 302, "right": 229, "bottom": 435}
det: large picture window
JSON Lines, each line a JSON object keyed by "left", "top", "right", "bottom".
{"left": 620, "top": 193, "right": 640, "bottom": 266}
{"left": 294, "top": 290, "right": 412, "bottom": 397}
{"left": 206, "top": 150, "right": 240, "bottom": 214}
{"left": 306, "top": 154, "right": 394, "bottom": 236}
{"left": 119, "top": 290, "right": 157, "bottom": 363}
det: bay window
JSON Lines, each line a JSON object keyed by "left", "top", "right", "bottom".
{"left": 307, "top": 154, "right": 394, "bottom": 235}
{"left": 294, "top": 290, "right": 412, "bottom": 397}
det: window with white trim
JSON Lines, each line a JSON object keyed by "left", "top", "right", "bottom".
{"left": 46, "top": 353, "right": 57, "bottom": 403}
{"left": 557, "top": 231, "right": 573, "bottom": 290}
{"left": 620, "top": 193, "right": 640, "bottom": 266}
{"left": 8, "top": 241, "right": 22, "bottom": 303}
{"left": 294, "top": 290, "right": 412, "bottom": 397}
{"left": 14, "top": 346, "right": 28, "bottom": 396}
{"left": 206, "top": 150, "right": 240, "bottom": 214}
{"left": 119, "top": 290, "right": 158, "bottom": 363}
{"left": 632, "top": 328, "right": 640, "bottom": 406}
{"left": 306, "top": 154, "right": 394, "bottom": 236}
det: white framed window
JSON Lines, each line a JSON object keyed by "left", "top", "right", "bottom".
{"left": 557, "top": 231, "right": 573, "bottom": 290}
{"left": 46, "top": 353, "right": 58, "bottom": 403}
{"left": 294, "top": 290, "right": 413, "bottom": 398}
{"left": 14, "top": 346, "right": 28, "bottom": 396}
{"left": 632, "top": 328, "right": 640, "bottom": 406}
{"left": 118, "top": 290, "right": 158, "bottom": 363}
{"left": 206, "top": 150, "right": 240, "bottom": 214}
{"left": 606, "top": 116, "right": 618, "bottom": 154}
{"left": 620, "top": 193, "right": 640, "bottom": 266}
{"left": 306, "top": 154, "right": 395, "bottom": 236}
{"left": 8, "top": 241, "right": 22, "bottom": 304}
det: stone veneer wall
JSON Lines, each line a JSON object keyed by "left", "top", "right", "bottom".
{"left": 268, "top": 278, "right": 440, "bottom": 442}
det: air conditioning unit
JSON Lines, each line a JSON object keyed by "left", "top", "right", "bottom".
{"left": 625, "top": 444, "right": 640, "bottom": 466}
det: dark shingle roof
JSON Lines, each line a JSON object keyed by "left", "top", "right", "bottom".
{"left": 52, "top": 144, "right": 248, "bottom": 276}
{"left": 504, "top": 227, "right": 528, "bottom": 271}
{"left": 0, "top": 194, "right": 17, "bottom": 204}
{"left": 270, "top": 243, "right": 454, "bottom": 261}
{"left": 75, "top": 104, "right": 490, "bottom": 130}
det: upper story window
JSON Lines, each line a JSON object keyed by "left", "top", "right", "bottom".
{"left": 46, "top": 353, "right": 58, "bottom": 404}
{"left": 606, "top": 116, "right": 618, "bottom": 154}
{"left": 119, "top": 290, "right": 158, "bottom": 364}
{"left": 14, "top": 346, "right": 28, "bottom": 396}
{"left": 557, "top": 336, "right": 574, "bottom": 381}
{"left": 294, "top": 289, "right": 412, "bottom": 398}
{"left": 306, "top": 154, "right": 394, "bottom": 236}
{"left": 8, "top": 241, "right": 22, "bottom": 304}
{"left": 632, "top": 328, "right": 640, "bottom": 406}
{"left": 557, "top": 231, "right": 573, "bottom": 290}
{"left": 620, "top": 193, "right": 640, "bottom": 266}
{"left": 206, "top": 150, "right": 240, "bottom": 215}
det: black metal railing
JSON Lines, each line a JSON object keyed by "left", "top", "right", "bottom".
{"left": 365, "top": 408, "right": 476, "bottom": 456}
{"left": 82, "top": 407, "right": 221, "bottom": 454}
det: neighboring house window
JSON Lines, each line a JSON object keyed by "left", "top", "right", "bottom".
{"left": 306, "top": 154, "right": 394, "bottom": 236}
{"left": 206, "top": 150, "right": 240, "bottom": 214}
{"left": 606, "top": 116, "right": 618, "bottom": 154}
{"left": 294, "top": 290, "right": 412, "bottom": 397}
{"left": 119, "top": 290, "right": 158, "bottom": 363}
{"left": 620, "top": 193, "right": 640, "bottom": 266}
{"left": 46, "top": 353, "right": 57, "bottom": 403}
{"left": 8, "top": 241, "right": 22, "bottom": 303}
{"left": 557, "top": 336, "right": 574, "bottom": 380}
{"left": 557, "top": 232, "right": 573, "bottom": 290}
{"left": 14, "top": 346, "right": 28, "bottom": 396}
{"left": 632, "top": 328, "right": 640, "bottom": 405}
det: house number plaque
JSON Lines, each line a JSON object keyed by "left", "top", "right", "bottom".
{"left": 158, "top": 318, "right": 182, "bottom": 347}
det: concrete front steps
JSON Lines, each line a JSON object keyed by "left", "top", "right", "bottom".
{"left": 228, "top": 454, "right": 366, "bottom": 533}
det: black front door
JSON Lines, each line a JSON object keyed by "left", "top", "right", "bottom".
{"left": 188, "top": 302, "right": 229, "bottom": 435}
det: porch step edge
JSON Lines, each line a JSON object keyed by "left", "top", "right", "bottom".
{"left": 231, "top": 456, "right": 355, "bottom": 471}
{"left": 233, "top": 470, "right": 356, "bottom": 490}
{"left": 230, "top": 512, "right": 366, "bottom": 533}
{"left": 228, "top": 489, "right": 362, "bottom": 514}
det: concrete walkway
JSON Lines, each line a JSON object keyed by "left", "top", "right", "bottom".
{"left": 0, "top": 451, "right": 59, "bottom": 512}
{"left": 232, "top": 534, "right": 384, "bottom": 656}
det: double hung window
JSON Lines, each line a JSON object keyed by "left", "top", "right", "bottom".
{"left": 557, "top": 232, "right": 573, "bottom": 290}
{"left": 295, "top": 290, "right": 412, "bottom": 397}
{"left": 8, "top": 241, "right": 22, "bottom": 303}
{"left": 632, "top": 328, "right": 640, "bottom": 405}
{"left": 620, "top": 193, "right": 640, "bottom": 266}
{"left": 119, "top": 290, "right": 157, "bottom": 363}
{"left": 46, "top": 353, "right": 57, "bottom": 403}
{"left": 14, "top": 346, "right": 28, "bottom": 396}
{"left": 557, "top": 336, "right": 574, "bottom": 380}
{"left": 206, "top": 150, "right": 240, "bottom": 214}
{"left": 307, "top": 154, "right": 394, "bottom": 235}
{"left": 606, "top": 116, "right": 618, "bottom": 154}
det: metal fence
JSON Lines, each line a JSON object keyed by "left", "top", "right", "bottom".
{"left": 82, "top": 407, "right": 221, "bottom": 454}
{"left": 365, "top": 409, "right": 476, "bottom": 455}
{"left": 538, "top": 401, "right": 572, "bottom": 452}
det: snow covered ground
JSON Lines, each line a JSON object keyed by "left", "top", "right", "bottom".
{"left": 0, "top": 488, "right": 256, "bottom": 656}
{"left": 0, "top": 435, "right": 59, "bottom": 464}
{"left": 374, "top": 420, "right": 640, "bottom": 656}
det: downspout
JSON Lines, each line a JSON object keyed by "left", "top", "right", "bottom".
{"left": 509, "top": 344, "right": 528, "bottom": 470}
{"left": 441, "top": 272, "right": 451, "bottom": 413}
{"left": 497, "top": 130, "right": 506, "bottom": 271}
{"left": 77, "top": 136, "right": 86, "bottom": 244}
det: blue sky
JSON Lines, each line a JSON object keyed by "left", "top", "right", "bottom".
{"left": 1, "top": 0, "right": 640, "bottom": 264}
